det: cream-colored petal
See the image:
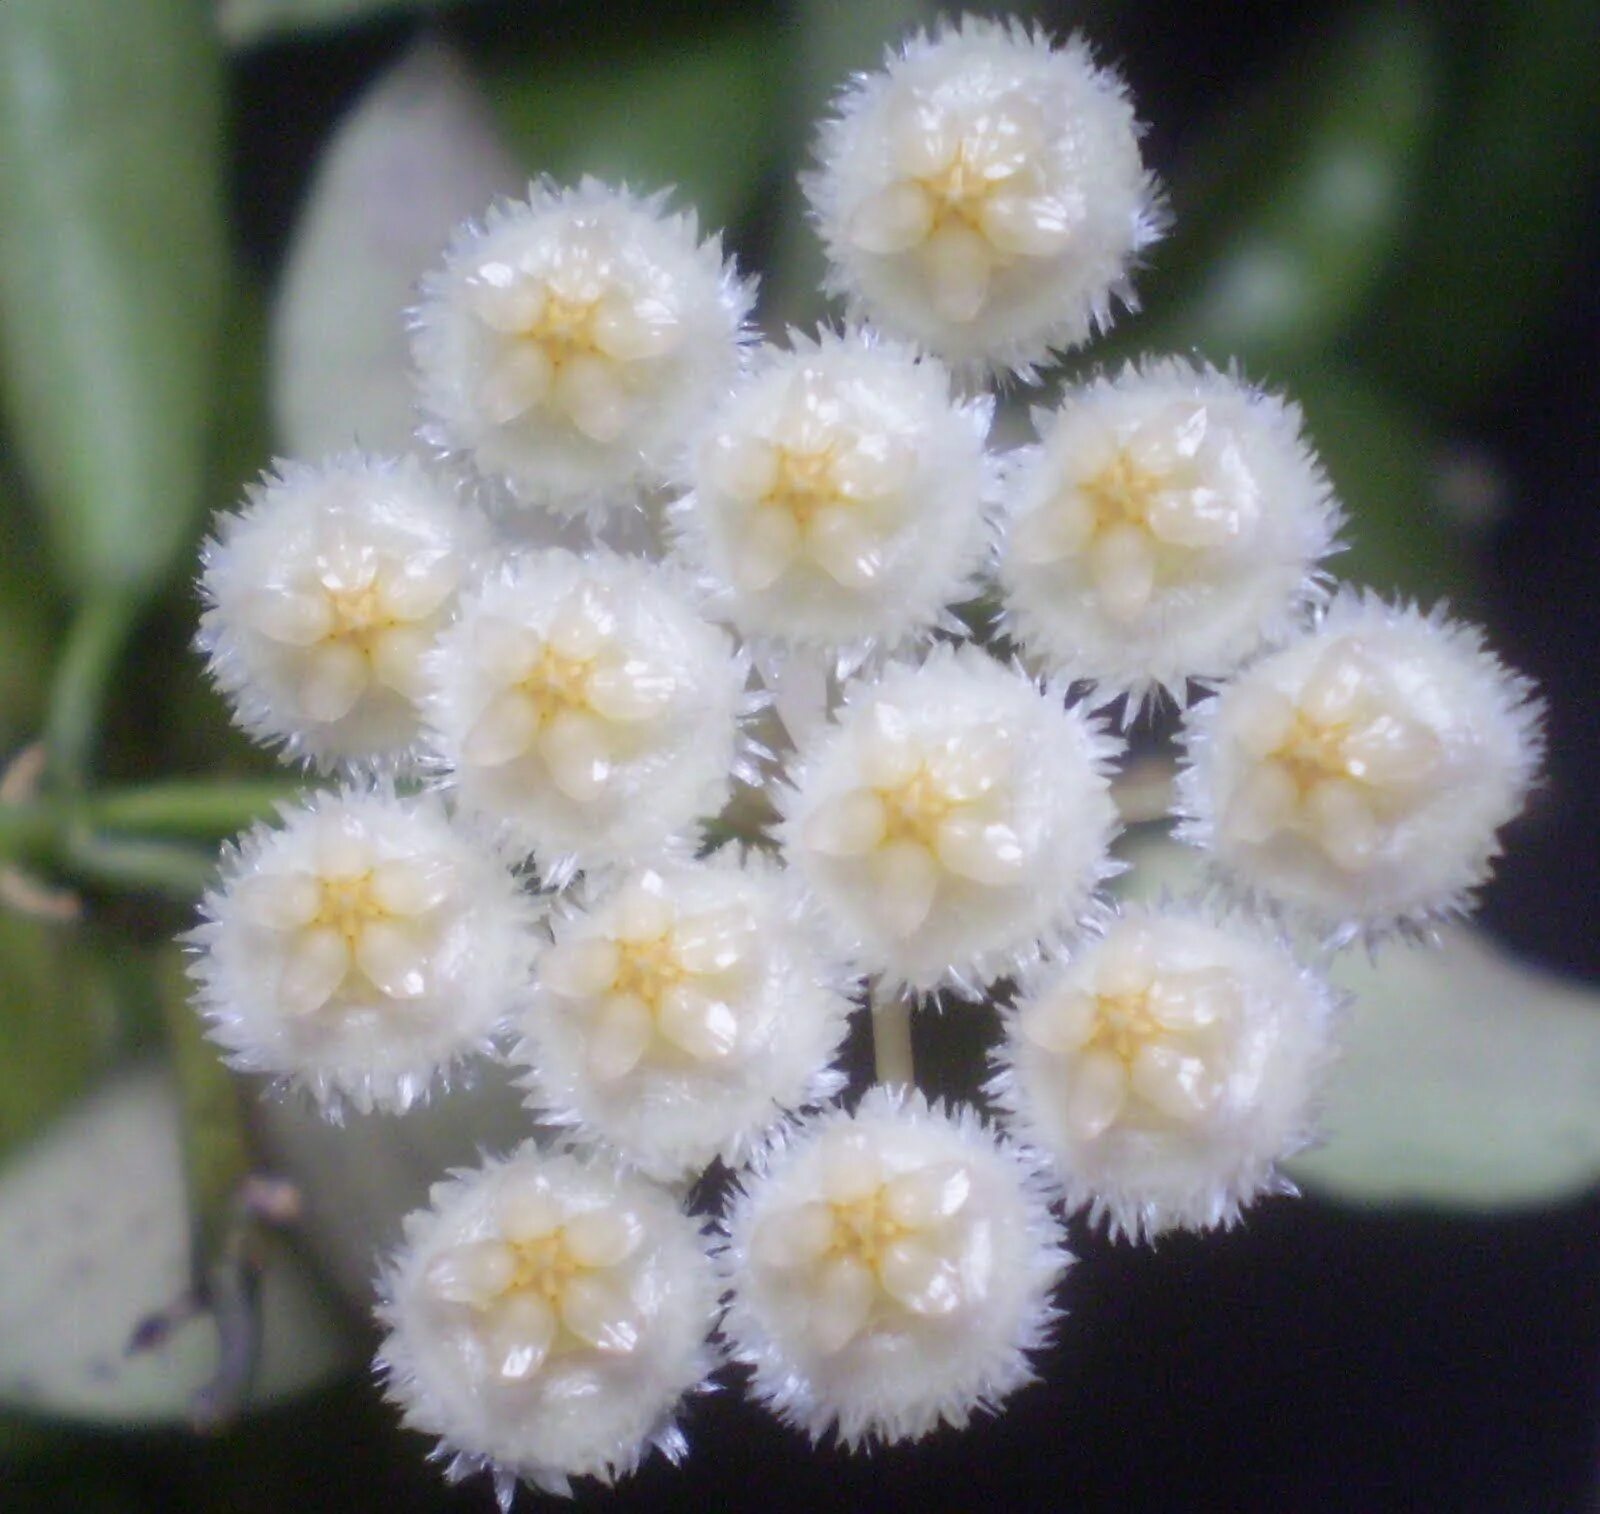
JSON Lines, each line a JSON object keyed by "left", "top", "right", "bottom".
{"left": 809, "top": 1254, "right": 875, "bottom": 1355}
{"left": 297, "top": 641, "right": 370, "bottom": 724}
{"left": 495, "top": 1179, "right": 562, "bottom": 1243}
{"left": 279, "top": 926, "right": 352, "bottom": 1016}
{"left": 546, "top": 590, "right": 612, "bottom": 661}
{"left": 657, "top": 983, "right": 740, "bottom": 1062}
{"left": 312, "top": 823, "right": 370, "bottom": 880}
{"left": 613, "top": 877, "right": 673, "bottom": 942}
{"left": 704, "top": 429, "right": 781, "bottom": 502}
{"left": 1223, "top": 683, "right": 1297, "bottom": 758}
{"left": 878, "top": 1236, "right": 964, "bottom": 1316}
{"left": 376, "top": 555, "right": 457, "bottom": 621}
{"left": 920, "top": 222, "right": 994, "bottom": 324}
{"left": 1020, "top": 988, "right": 1098, "bottom": 1053}
{"left": 979, "top": 190, "right": 1076, "bottom": 257}
{"left": 1339, "top": 712, "right": 1444, "bottom": 789}
{"left": 1221, "top": 759, "right": 1299, "bottom": 847}
{"left": 584, "top": 658, "right": 674, "bottom": 722}
{"left": 562, "top": 1207, "right": 644, "bottom": 1269}
{"left": 1008, "top": 495, "right": 1094, "bottom": 566}
{"left": 478, "top": 342, "right": 554, "bottom": 425}
{"left": 802, "top": 789, "right": 888, "bottom": 857}
{"left": 868, "top": 840, "right": 940, "bottom": 939}
{"left": 848, "top": 181, "right": 935, "bottom": 254}
{"left": 585, "top": 993, "right": 653, "bottom": 1082}
{"left": 559, "top": 1272, "right": 642, "bottom": 1355}
{"left": 818, "top": 1132, "right": 883, "bottom": 1204}
{"left": 243, "top": 589, "right": 334, "bottom": 647}
{"left": 464, "top": 267, "right": 546, "bottom": 332}
{"left": 542, "top": 937, "right": 622, "bottom": 1000}
{"left": 233, "top": 872, "right": 320, "bottom": 932}
{"left": 883, "top": 1160, "right": 972, "bottom": 1228}
{"left": 482, "top": 1291, "right": 557, "bottom": 1384}
{"left": 750, "top": 1201, "right": 835, "bottom": 1273}
{"left": 1144, "top": 484, "right": 1246, "bottom": 549}
{"left": 1094, "top": 928, "right": 1155, "bottom": 1000}
{"left": 370, "top": 856, "right": 455, "bottom": 917}
{"left": 1087, "top": 521, "right": 1157, "bottom": 623}
{"left": 929, "top": 729, "right": 1010, "bottom": 802}
{"left": 591, "top": 291, "right": 681, "bottom": 361}
{"left": 1129, "top": 1040, "right": 1219, "bottom": 1123}
{"left": 730, "top": 506, "right": 802, "bottom": 591}
{"left": 889, "top": 99, "right": 958, "bottom": 177}
{"left": 1147, "top": 967, "right": 1239, "bottom": 1032}
{"left": 832, "top": 433, "right": 913, "bottom": 504}
{"left": 462, "top": 689, "right": 541, "bottom": 768}
{"left": 367, "top": 624, "right": 434, "bottom": 701}
{"left": 1300, "top": 641, "right": 1374, "bottom": 726}
{"left": 672, "top": 907, "right": 754, "bottom": 976}
{"left": 552, "top": 353, "right": 628, "bottom": 444}
{"left": 934, "top": 814, "right": 1026, "bottom": 885}
{"left": 425, "top": 1239, "right": 515, "bottom": 1308}
{"left": 1304, "top": 777, "right": 1386, "bottom": 873}
{"left": 1062, "top": 1049, "right": 1129, "bottom": 1142}
{"left": 315, "top": 545, "right": 376, "bottom": 596}
{"left": 474, "top": 617, "right": 543, "bottom": 681}
{"left": 860, "top": 705, "right": 918, "bottom": 788}
{"left": 804, "top": 506, "right": 884, "bottom": 589}
{"left": 354, "top": 919, "right": 429, "bottom": 1000}
{"left": 537, "top": 710, "right": 614, "bottom": 803}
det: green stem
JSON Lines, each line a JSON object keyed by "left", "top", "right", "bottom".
{"left": 88, "top": 778, "right": 298, "bottom": 837}
{"left": 61, "top": 829, "right": 217, "bottom": 900}
{"left": 43, "top": 593, "right": 144, "bottom": 790}
{"left": 872, "top": 983, "right": 916, "bottom": 1088}
{"left": 0, "top": 800, "right": 58, "bottom": 865}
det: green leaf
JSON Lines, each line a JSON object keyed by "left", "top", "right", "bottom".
{"left": 215, "top": 0, "right": 467, "bottom": 48}
{"left": 1123, "top": 7, "right": 1440, "bottom": 372}
{"left": 272, "top": 37, "right": 521, "bottom": 458}
{"left": 0, "top": 475, "right": 61, "bottom": 754}
{"left": 0, "top": 0, "right": 227, "bottom": 601}
{"left": 474, "top": 6, "right": 784, "bottom": 237}
{"left": 1358, "top": 0, "right": 1600, "bottom": 407}
{"left": 0, "top": 1065, "right": 357, "bottom": 1425}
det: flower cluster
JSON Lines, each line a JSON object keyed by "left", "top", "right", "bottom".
{"left": 184, "top": 13, "right": 1540, "bottom": 1505}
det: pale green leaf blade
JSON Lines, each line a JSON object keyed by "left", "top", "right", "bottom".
{"left": 216, "top": 0, "right": 451, "bottom": 46}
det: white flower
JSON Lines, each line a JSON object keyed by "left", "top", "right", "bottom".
{"left": 423, "top": 549, "right": 750, "bottom": 875}
{"left": 187, "top": 786, "right": 540, "bottom": 1115}
{"left": 511, "top": 853, "right": 853, "bottom": 1183}
{"left": 778, "top": 645, "right": 1122, "bottom": 994}
{"left": 804, "top": 16, "right": 1161, "bottom": 379}
{"left": 718, "top": 1085, "right": 1066, "bottom": 1448}
{"left": 991, "top": 901, "right": 1336, "bottom": 1241}
{"left": 1175, "top": 592, "right": 1543, "bottom": 939}
{"left": 411, "top": 178, "right": 756, "bottom": 516}
{"left": 197, "top": 454, "right": 485, "bottom": 770}
{"left": 376, "top": 1144, "right": 716, "bottom": 1502}
{"left": 672, "top": 328, "right": 996, "bottom": 656}
{"left": 999, "top": 359, "right": 1342, "bottom": 706}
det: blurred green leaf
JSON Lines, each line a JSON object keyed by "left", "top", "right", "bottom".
{"left": 0, "top": 477, "right": 61, "bottom": 755}
{"left": 0, "top": 0, "right": 227, "bottom": 602}
{"left": 475, "top": 6, "right": 783, "bottom": 236}
{"left": 1294, "top": 367, "right": 1476, "bottom": 607}
{"left": 1126, "top": 7, "right": 1439, "bottom": 372}
{"left": 272, "top": 36, "right": 521, "bottom": 458}
{"left": 1359, "top": 0, "right": 1600, "bottom": 406}
{"left": 215, "top": 0, "right": 476, "bottom": 47}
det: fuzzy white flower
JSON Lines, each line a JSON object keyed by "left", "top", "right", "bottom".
{"left": 511, "top": 853, "right": 853, "bottom": 1183}
{"left": 805, "top": 16, "right": 1161, "bottom": 378}
{"left": 779, "top": 645, "right": 1122, "bottom": 994}
{"left": 718, "top": 1085, "right": 1065, "bottom": 1448}
{"left": 197, "top": 454, "right": 484, "bottom": 770}
{"left": 411, "top": 178, "right": 756, "bottom": 515}
{"left": 187, "top": 787, "right": 539, "bottom": 1115}
{"left": 992, "top": 902, "right": 1336, "bottom": 1241}
{"left": 673, "top": 328, "right": 995, "bottom": 656}
{"left": 1175, "top": 592, "right": 1543, "bottom": 938}
{"left": 999, "top": 359, "right": 1342, "bottom": 705}
{"left": 423, "top": 549, "right": 750, "bottom": 875}
{"left": 376, "top": 1144, "right": 716, "bottom": 1502}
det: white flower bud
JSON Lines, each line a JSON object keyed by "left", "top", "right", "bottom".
{"left": 673, "top": 328, "right": 996, "bottom": 656}
{"left": 1175, "top": 592, "right": 1543, "bottom": 939}
{"left": 187, "top": 787, "right": 540, "bottom": 1115}
{"left": 411, "top": 178, "right": 756, "bottom": 516}
{"left": 992, "top": 902, "right": 1337, "bottom": 1240}
{"left": 376, "top": 1144, "right": 716, "bottom": 1501}
{"left": 511, "top": 852, "right": 854, "bottom": 1182}
{"left": 999, "top": 359, "right": 1342, "bottom": 705}
{"left": 197, "top": 454, "right": 486, "bottom": 770}
{"left": 804, "top": 17, "right": 1162, "bottom": 379}
{"left": 778, "top": 645, "right": 1123, "bottom": 994}
{"left": 718, "top": 1085, "right": 1066, "bottom": 1448}
{"left": 422, "top": 549, "right": 750, "bottom": 875}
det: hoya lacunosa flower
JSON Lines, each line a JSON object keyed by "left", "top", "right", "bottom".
{"left": 376, "top": 1145, "right": 716, "bottom": 1502}
{"left": 1176, "top": 593, "right": 1542, "bottom": 938}
{"left": 992, "top": 902, "right": 1335, "bottom": 1240}
{"left": 423, "top": 549, "right": 748, "bottom": 874}
{"left": 674, "top": 328, "right": 995, "bottom": 655}
{"left": 780, "top": 645, "right": 1122, "bottom": 994}
{"left": 805, "top": 16, "right": 1160, "bottom": 378}
{"left": 197, "top": 454, "right": 484, "bottom": 769}
{"left": 411, "top": 179, "right": 755, "bottom": 515}
{"left": 511, "top": 854, "right": 854, "bottom": 1182}
{"left": 999, "top": 359, "right": 1341, "bottom": 705}
{"left": 719, "top": 1086, "right": 1065, "bottom": 1448}
{"left": 187, "top": 787, "right": 539, "bottom": 1115}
